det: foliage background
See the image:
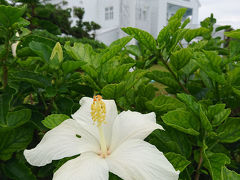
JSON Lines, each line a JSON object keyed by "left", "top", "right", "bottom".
{"left": 0, "top": 2, "right": 240, "bottom": 180}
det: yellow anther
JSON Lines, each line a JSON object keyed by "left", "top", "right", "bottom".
{"left": 91, "top": 95, "right": 106, "bottom": 127}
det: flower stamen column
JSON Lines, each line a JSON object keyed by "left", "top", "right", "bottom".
{"left": 91, "top": 95, "right": 108, "bottom": 157}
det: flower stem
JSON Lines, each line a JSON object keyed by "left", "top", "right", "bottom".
{"left": 2, "top": 36, "right": 10, "bottom": 89}
{"left": 98, "top": 126, "right": 107, "bottom": 157}
{"left": 195, "top": 148, "right": 203, "bottom": 180}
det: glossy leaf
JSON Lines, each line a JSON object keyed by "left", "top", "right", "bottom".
{"left": 12, "top": 71, "right": 51, "bottom": 88}
{"left": 162, "top": 109, "right": 200, "bottom": 136}
{"left": 170, "top": 48, "right": 192, "bottom": 70}
{"left": 64, "top": 42, "right": 99, "bottom": 67}
{"left": 203, "top": 152, "right": 230, "bottom": 180}
{"left": 217, "top": 118, "right": 240, "bottom": 143}
{"left": 147, "top": 71, "right": 179, "bottom": 89}
{"left": 6, "top": 109, "right": 31, "bottom": 128}
{"left": 42, "top": 114, "right": 69, "bottom": 129}
{"left": 0, "top": 125, "right": 33, "bottom": 161}
{"left": 146, "top": 95, "right": 185, "bottom": 113}
{"left": 199, "top": 105, "right": 212, "bottom": 131}
{"left": 208, "top": 104, "right": 231, "bottom": 127}
{"left": 99, "top": 36, "right": 132, "bottom": 64}
{"left": 29, "top": 41, "right": 52, "bottom": 62}
{"left": 222, "top": 167, "right": 240, "bottom": 180}
{"left": 151, "top": 127, "right": 192, "bottom": 158}
{"left": 184, "top": 27, "right": 209, "bottom": 42}
{"left": 62, "top": 60, "right": 86, "bottom": 74}
{"left": 2, "top": 159, "right": 36, "bottom": 180}
{"left": 0, "top": 88, "right": 15, "bottom": 126}
{"left": 122, "top": 27, "right": 156, "bottom": 52}
{"left": 0, "top": 5, "right": 26, "bottom": 27}
{"left": 165, "top": 152, "right": 191, "bottom": 172}
{"left": 224, "top": 30, "right": 240, "bottom": 39}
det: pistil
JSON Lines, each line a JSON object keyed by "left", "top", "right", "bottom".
{"left": 91, "top": 95, "right": 108, "bottom": 157}
{"left": 98, "top": 126, "right": 108, "bottom": 157}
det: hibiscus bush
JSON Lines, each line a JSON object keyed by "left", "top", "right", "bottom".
{"left": 0, "top": 5, "right": 240, "bottom": 180}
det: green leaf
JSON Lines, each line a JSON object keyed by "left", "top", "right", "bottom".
{"left": 184, "top": 27, "right": 209, "bottom": 42}
{"left": 146, "top": 95, "right": 185, "bottom": 113}
{"left": 0, "top": 88, "right": 15, "bottom": 126}
{"left": 106, "top": 63, "right": 135, "bottom": 83}
{"left": 83, "top": 75, "right": 101, "bottom": 91}
{"left": 169, "top": 8, "right": 187, "bottom": 23}
{"left": 2, "top": 159, "right": 36, "bottom": 180}
{"left": 147, "top": 71, "right": 179, "bottom": 89}
{"left": 137, "top": 84, "right": 156, "bottom": 100}
{"left": 100, "top": 36, "right": 132, "bottom": 64}
{"left": 228, "top": 67, "right": 240, "bottom": 86}
{"left": 42, "top": 114, "right": 69, "bottom": 129}
{"left": 170, "top": 48, "right": 192, "bottom": 70}
{"left": 81, "top": 64, "right": 98, "bottom": 79}
{"left": 124, "top": 70, "right": 147, "bottom": 90}
{"left": 64, "top": 42, "right": 98, "bottom": 67}
{"left": 122, "top": 27, "right": 156, "bottom": 52}
{"left": 162, "top": 109, "right": 200, "bottom": 136}
{"left": 177, "top": 93, "right": 200, "bottom": 115}
{"left": 0, "top": 5, "right": 26, "bottom": 27}
{"left": 217, "top": 117, "right": 240, "bottom": 143}
{"left": 30, "top": 111, "right": 47, "bottom": 131}
{"left": 0, "top": 125, "right": 33, "bottom": 161}
{"left": 62, "top": 60, "right": 86, "bottom": 75}
{"left": 199, "top": 105, "right": 212, "bottom": 131}
{"left": 45, "top": 86, "right": 57, "bottom": 98}
{"left": 165, "top": 152, "right": 191, "bottom": 172}
{"left": 150, "top": 127, "right": 192, "bottom": 158}
{"left": 11, "top": 71, "right": 51, "bottom": 88}
{"left": 224, "top": 30, "right": 240, "bottom": 39}
{"left": 126, "top": 45, "right": 141, "bottom": 57}
{"left": 29, "top": 41, "right": 52, "bottom": 62}
{"left": 13, "top": 17, "right": 30, "bottom": 29}
{"left": 101, "top": 83, "right": 125, "bottom": 99}
{"left": 5, "top": 109, "right": 31, "bottom": 128}
{"left": 208, "top": 104, "right": 231, "bottom": 127}
{"left": 222, "top": 167, "right": 240, "bottom": 180}
{"left": 181, "top": 18, "right": 191, "bottom": 29}
{"left": 194, "top": 55, "right": 225, "bottom": 84}
{"left": 215, "top": 25, "right": 231, "bottom": 32}
{"left": 203, "top": 152, "right": 230, "bottom": 180}
{"left": 109, "top": 172, "right": 122, "bottom": 180}
{"left": 55, "top": 97, "right": 74, "bottom": 115}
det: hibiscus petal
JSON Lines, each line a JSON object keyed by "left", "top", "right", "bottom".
{"left": 24, "top": 119, "right": 99, "bottom": 166}
{"left": 72, "top": 97, "right": 118, "bottom": 147}
{"left": 107, "top": 139, "right": 179, "bottom": 180}
{"left": 53, "top": 152, "right": 109, "bottom": 180}
{"left": 110, "top": 111, "right": 163, "bottom": 151}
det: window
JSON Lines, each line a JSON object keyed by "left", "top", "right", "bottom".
{"left": 105, "top": 6, "right": 114, "bottom": 20}
{"left": 110, "top": 7, "right": 114, "bottom": 19}
{"left": 136, "top": 6, "right": 148, "bottom": 21}
{"left": 167, "top": 3, "right": 192, "bottom": 22}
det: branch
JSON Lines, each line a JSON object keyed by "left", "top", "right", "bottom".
{"left": 194, "top": 148, "right": 203, "bottom": 180}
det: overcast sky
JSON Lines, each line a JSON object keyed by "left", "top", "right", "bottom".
{"left": 199, "top": 0, "right": 240, "bottom": 29}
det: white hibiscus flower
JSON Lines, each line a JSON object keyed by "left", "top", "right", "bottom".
{"left": 24, "top": 96, "right": 179, "bottom": 180}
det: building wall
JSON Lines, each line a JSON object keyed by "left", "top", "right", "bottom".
{"left": 150, "top": 0, "right": 160, "bottom": 38}
{"left": 135, "top": 0, "right": 151, "bottom": 32}
{"left": 50, "top": 0, "right": 200, "bottom": 45}
{"left": 96, "top": 0, "right": 120, "bottom": 29}
{"left": 96, "top": 27, "right": 119, "bottom": 45}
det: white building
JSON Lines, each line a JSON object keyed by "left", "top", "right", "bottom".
{"left": 51, "top": 0, "right": 200, "bottom": 45}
